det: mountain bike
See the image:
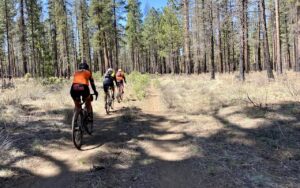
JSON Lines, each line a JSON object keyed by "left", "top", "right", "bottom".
{"left": 105, "top": 87, "right": 114, "bottom": 114}
{"left": 72, "top": 94, "right": 97, "bottom": 150}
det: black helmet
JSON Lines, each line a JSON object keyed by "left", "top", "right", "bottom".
{"left": 79, "top": 62, "right": 89, "bottom": 70}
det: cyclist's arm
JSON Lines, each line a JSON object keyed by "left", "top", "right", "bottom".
{"left": 90, "top": 78, "right": 97, "bottom": 92}
{"left": 123, "top": 75, "right": 127, "bottom": 83}
{"left": 114, "top": 75, "right": 117, "bottom": 85}
{"left": 89, "top": 72, "right": 97, "bottom": 93}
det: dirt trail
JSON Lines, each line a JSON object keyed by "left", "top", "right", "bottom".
{"left": 2, "top": 83, "right": 198, "bottom": 188}
{"left": 3, "top": 80, "right": 300, "bottom": 188}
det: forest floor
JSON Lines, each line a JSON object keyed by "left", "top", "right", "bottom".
{"left": 1, "top": 72, "right": 300, "bottom": 188}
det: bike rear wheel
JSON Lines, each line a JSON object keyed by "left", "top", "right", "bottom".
{"left": 117, "top": 87, "right": 123, "bottom": 103}
{"left": 105, "top": 93, "right": 110, "bottom": 114}
{"left": 72, "top": 111, "right": 83, "bottom": 150}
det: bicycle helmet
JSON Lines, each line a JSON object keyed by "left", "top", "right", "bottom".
{"left": 79, "top": 62, "right": 89, "bottom": 70}
{"left": 107, "top": 68, "right": 113, "bottom": 75}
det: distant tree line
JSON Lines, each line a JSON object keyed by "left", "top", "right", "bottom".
{"left": 0, "top": 0, "right": 299, "bottom": 80}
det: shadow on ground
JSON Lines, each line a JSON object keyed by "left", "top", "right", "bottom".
{"left": 1, "top": 102, "right": 300, "bottom": 188}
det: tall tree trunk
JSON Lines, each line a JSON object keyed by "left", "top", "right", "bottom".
{"left": 80, "top": 1, "right": 86, "bottom": 61}
{"left": 296, "top": 1, "right": 300, "bottom": 71}
{"left": 113, "top": 0, "right": 119, "bottom": 69}
{"left": 275, "top": 0, "right": 282, "bottom": 74}
{"left": 244, "top": 0, "right": 250, "bottom": 73}
{"left": 239, "top": 0, "right": 245, "bottom": 81}
{"left": 52, "top": 23, "right": 59, "bottom": 77}
{"left": 20, "top": 0, "right": 28, "bottom": 75}
{"left": 63, "top": 1, "right": 70, "bottom": 78}
{"left": 217, "top": 7, "right": 223, "bottom": 73}
{"left": 255, "top": 16, "right": 262, "bottom": 71}
{"left": 183, "top": 0, "right": 191, "bottom": 74}
{"left": 210, "top": 0, "right": 215, "bottom": 79}
{"left": 4, "top": 0, "right": 11, "bottom": 77}
{"left": 260, "top": 0, "right": 275, "bottom": 79}
{"left": 284, "top": 14, "right": 291, "bottom": 70}
{"left": 202, "top": 0, "right": 207, "bottom": 73}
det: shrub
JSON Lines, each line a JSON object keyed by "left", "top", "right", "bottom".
{"left": 41, "top": 77, "right": 64, "bottom": 86}
{"left": 24, "top": 73, "right": 32, "bottom": 81}
{"left": 128, "top": 71, "right": 151, "bottom": 100}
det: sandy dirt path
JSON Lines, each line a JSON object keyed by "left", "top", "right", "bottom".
{"left": 2, "top": 83, "right": 200, "bottom": 188}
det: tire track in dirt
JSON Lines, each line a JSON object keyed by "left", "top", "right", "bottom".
{"left": 3, "top": 82, "right": 197, "bottom": 188}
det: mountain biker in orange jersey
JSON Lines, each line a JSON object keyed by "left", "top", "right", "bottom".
{"left": 116, "top": 69, "right": 126, "bottom": 94}
{"left": 70, "top": 61, "right": 98, "bottom": 120}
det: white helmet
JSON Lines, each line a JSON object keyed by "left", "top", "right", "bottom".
{"left": 107, "top": 68, "right": 113, "bottom": 74}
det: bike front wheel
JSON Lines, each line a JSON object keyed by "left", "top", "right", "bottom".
{"left": 85, "top": 108, "right": 93, "bottom": 135}
{"left": 72, "top": 111, "right": 83, "bottom": 150}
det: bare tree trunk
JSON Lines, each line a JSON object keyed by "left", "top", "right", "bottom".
{"left": 183, "top": 0, "right": 191, "bottom": 74}
{"left": 20, "top": 0, "right": 28, "bottom": 75}
{"left": 239, "top": 0, "right": 245, "bottom": 81}
{"left": 217, "top": 6, "right": 223, "bottom": 73}
{"left": 284, "top": 14, "right": 291, "bottom": 70}
{"left": 202, "top": 0, "right": 207, "bottom": 73}
{"left": 255, "top": 17, "right": 262, "bottom": 71}
{"left": 4, "top": 0, "right": 11, "bottom": 77}
{"left": 210, "top": 0, "right": 215, "bottom": 79}
{"left": 244, "top": 0, "right": 250, "bottom": 73}
{"left": 113, "top": 0, "right": 119, "bottom": 69}
{"left": 296, "top": 1, "right": 300, "bottom": 71}
{"left": 260, "top": 0, "right": 275, "bottom": 79}
{"left": 275, "top": 0, "right": 282, "bottom": 74}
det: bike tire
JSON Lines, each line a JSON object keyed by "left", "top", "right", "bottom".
{"left": 105, "top": 94, "right": 110, "bottom": 115}
{"left": 85, "top": 107, "right": 93, "bottom": 135}
{"left": 72, "top": 111, "right": 83, "bottom": 150}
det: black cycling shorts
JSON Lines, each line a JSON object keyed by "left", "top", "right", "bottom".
{"left": 103, "top": 83, "right": 114, "bottom": 93}
{"left": 70, "top": 84, "right": 90, "bottom": 102}
{"left": 116, "top": 80, "right": 124, "bottom": 87}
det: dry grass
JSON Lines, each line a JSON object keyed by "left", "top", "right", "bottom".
{"left": 158, "top": 71, "right": 300, "bottom": 115}
{"left": 156, "top": 71, "right": 300, "bottom": 187}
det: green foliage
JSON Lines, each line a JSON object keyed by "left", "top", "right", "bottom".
{"left": 158, "top": 6, "right": 182, "bottom": 58}
{"left": 126, "top": 0, "right": 142, "bottom": 53}
{"left": 128, "top": 71, "right": 150, "bottom": 100}
{"left": 90, "top": 0, "right": 113, "bottom": 50}
{"left": 40, "top": 77, "right": 65, "bottom": 86}
{"left": 142, "top": 8, "right": 161, "bottom": 51}
{"left": 24, "top": 73, "right": 32, "bottom": 81}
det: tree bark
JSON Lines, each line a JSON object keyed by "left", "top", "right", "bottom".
{"left": 4, "top": 0, "right": 11, "bottom": 77}
{"left": 284, "top": 14, "right": 291, "bottom": 70}
{"left": 113, "top": 0, "right": 119, "bottom": 69}
{"left": 20, "top": 0, "right": 28, "bottom": 75}
{"left": 275, "top": 0, "right": 282, "bottom": 74}
{"left": 239, "top": 0, "right": 245, "bottom": 81}
{"left": 296, "top": 1, "right": 300, "bottom": 71}
{"left": 217, "top": 6, "right": 223, "bottom": 73}
{"left": 210, "top": 0, "right": 215, "bottom": 79}
{"left": 183, "top": 0, "right": 191, "bottom": 74}
{"left": 260, "top": 0, "right": 275, "bottom": 79}
{"left": 244, "top": 0, "right": 250, "bottom": 73}
{"left": 255, "top": 16, "right": 262, "bottom": 71}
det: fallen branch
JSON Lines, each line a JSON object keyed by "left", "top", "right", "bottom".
{"left": 246, "top": 93, "right": 268, "bottom": 110}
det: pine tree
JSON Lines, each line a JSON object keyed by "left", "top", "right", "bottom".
{"left": 126, "top": 0, "right": 142, "bottom": 71}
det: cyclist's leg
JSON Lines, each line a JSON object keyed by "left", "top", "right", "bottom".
{"left": 120, "top": 81, "right": 124, "bottom": 94}
{"left": 70, "top": 85, "right": 81, "bottom": 113}
{"left": 103, "top": 84, "right": 109, "bottom": 106}
{"left": 111, "top": 85, "right": 115, "bottom": 100}
{"left": 82, "top": 85, "right": 92, "bottom": 113}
